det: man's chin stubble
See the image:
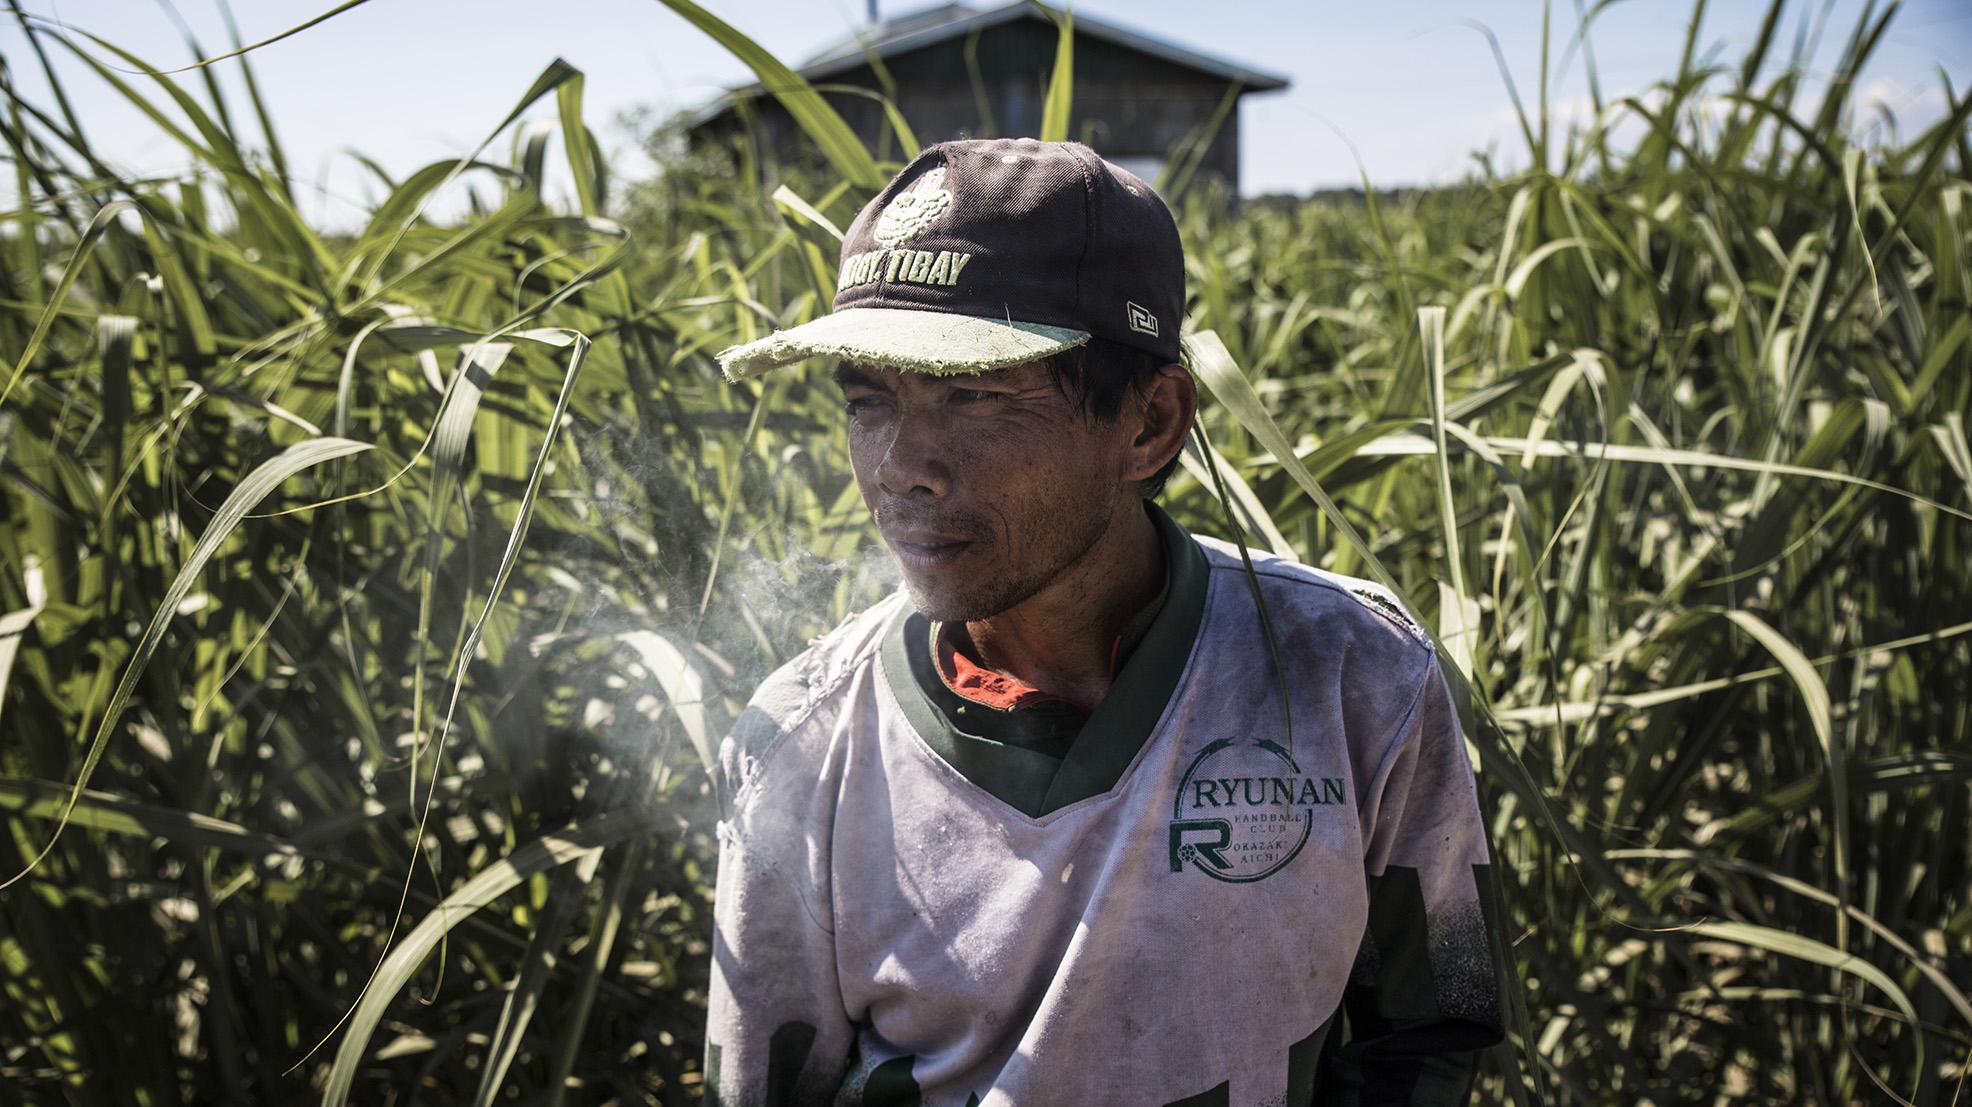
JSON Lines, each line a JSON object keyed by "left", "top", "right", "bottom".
{"left": 900, "top": 573, "right": 1034, "bottom": 624}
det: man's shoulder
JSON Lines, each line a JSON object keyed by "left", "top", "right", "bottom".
{"left": 716, "top": 590, "right": 908, "bottom": 808}
{"left": 1190, "top": 532, "right": 1436, "bottom": 661}
{"left": 748, "top": 590, "right": 907, "bottom": 729}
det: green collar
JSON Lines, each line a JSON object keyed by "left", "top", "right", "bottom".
{"left": 880, "top": 501, "right": 1209, "bottom": 819}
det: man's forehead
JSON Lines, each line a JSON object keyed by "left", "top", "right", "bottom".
{"left": 832, "top": 360, "right": 1046, "bottom": 389}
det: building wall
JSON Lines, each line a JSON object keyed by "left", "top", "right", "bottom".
{"left": 694, "top": 15, "right": 1250, "bottom": 197}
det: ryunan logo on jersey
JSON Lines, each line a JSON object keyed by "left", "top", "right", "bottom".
{"left": 839, "top": 166, "right": 974, "bottom": 292}
{"left": 1168, "top": 738, "right": 1347, "bottom": 883}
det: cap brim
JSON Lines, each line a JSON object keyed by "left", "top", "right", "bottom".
{"left": 715, "top": 307, "right": 1089, "bottom": 381}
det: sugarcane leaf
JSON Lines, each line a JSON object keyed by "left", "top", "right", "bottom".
{"left": 1, "top": 200, "right": 133, "bottom": 409}
{"left": 322, "top": 812, "right": 654, "bottom": 1107}
{"left": 657, "top": 0, "right": 882, "bottom": 188}
{"left": 0, "top": 436, "right": 373, "bottom": 890}
{"left": 1040, "top": 5, "right": 1074, "bottom": 142}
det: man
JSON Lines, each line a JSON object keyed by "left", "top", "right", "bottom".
{"left": 704, "top": 138, "right": 1503, "bottom": 1106}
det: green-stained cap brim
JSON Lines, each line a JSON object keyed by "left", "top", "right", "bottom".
{"left": 715, "top": 307, "right": 1089, "bottom": 381}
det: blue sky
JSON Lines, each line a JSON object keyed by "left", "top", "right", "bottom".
{"left": 3, "top": 0, "right": 1966, "bottom": 226}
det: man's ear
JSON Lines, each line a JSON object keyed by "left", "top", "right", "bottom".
{"left": 1127, "top": 364, "right": 1198, "bottom": 482}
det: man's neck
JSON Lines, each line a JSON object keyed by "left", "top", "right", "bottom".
{"left": 959, "top": 500, "right": 1165, "bottom": 709}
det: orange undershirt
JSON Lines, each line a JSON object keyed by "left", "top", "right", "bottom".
{"left": 932, "top": 568, "right": 1171, "bottom": 717}
{"left": 934, "top": 630, "right": 1100, "bottom": 714}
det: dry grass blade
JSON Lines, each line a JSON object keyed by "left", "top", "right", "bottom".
{"left": 0, "top": 565, "right": 46, "bottom": 731}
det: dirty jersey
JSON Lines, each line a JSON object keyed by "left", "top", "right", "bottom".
{"left": 705, "top": 506, "right": 1502, "bottom": 1106}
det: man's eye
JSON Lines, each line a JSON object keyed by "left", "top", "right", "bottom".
{"left": 842, "top": 396, "right": 887, "bottom": 416}
{"left": 949, "top": 388, "right": 1001, "bottom": 405}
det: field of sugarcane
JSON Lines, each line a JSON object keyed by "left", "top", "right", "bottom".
{"left": 1, "top": 0, "right": 1968, "bottom": 1102}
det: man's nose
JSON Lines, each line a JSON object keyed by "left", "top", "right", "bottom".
{"left": 875, "top": 408, "right": 953, "bottom": 498}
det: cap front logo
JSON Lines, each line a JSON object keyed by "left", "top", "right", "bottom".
{"left": 873, "top": 167, "right": 951, "bottom": 247}
{"left": 838, "top": 166, "right": 974, "bottom": 293}
{"left": 1127, "top": 301, "right": 1159, "bottom": 337}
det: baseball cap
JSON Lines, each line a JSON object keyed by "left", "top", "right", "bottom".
{"left": 716, "top": 138, "right": 1184, "bottom": 380}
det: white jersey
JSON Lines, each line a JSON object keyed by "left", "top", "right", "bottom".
{"left": 705, "top": 506, "right": 1502, "bottom": 1106}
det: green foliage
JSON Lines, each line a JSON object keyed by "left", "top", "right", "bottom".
{"left": 1167, "top": 6, "right": 1972, "bottom": 1096}
{"left": 0, "top": 16, "right": 885, "bottom": 1102}
{"left": 1, "top": 1, "right": 1968, "bottom": 1104}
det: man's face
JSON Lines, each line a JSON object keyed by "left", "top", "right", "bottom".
{"left": 835, "top": 360, "right": 1138, "bottom": 623}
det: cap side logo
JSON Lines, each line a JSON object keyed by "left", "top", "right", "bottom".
{"left": 873, "top": 167, "right": 950, "bottom": 247}
{"left": 1127, "top": 301, "right": 1159, "bottom": 337}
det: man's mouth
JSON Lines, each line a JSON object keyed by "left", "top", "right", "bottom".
{"left": 882, "top": 527, "right": 975, "bottom": 570}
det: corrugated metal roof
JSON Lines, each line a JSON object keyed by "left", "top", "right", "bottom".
{"left": 690, "top": 2, "right": 1288, "bottom": 128}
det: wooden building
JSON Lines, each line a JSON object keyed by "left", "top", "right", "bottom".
{"left": 685, "top": 2, "right": 1288, "bottom": 196}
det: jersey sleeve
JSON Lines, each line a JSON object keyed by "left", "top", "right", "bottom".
{"left": 1328, "top": 653, "right": 1505, "bottom": 1107}
{"left": 703, "top": 710, "right": 855, "bottom": 1107}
